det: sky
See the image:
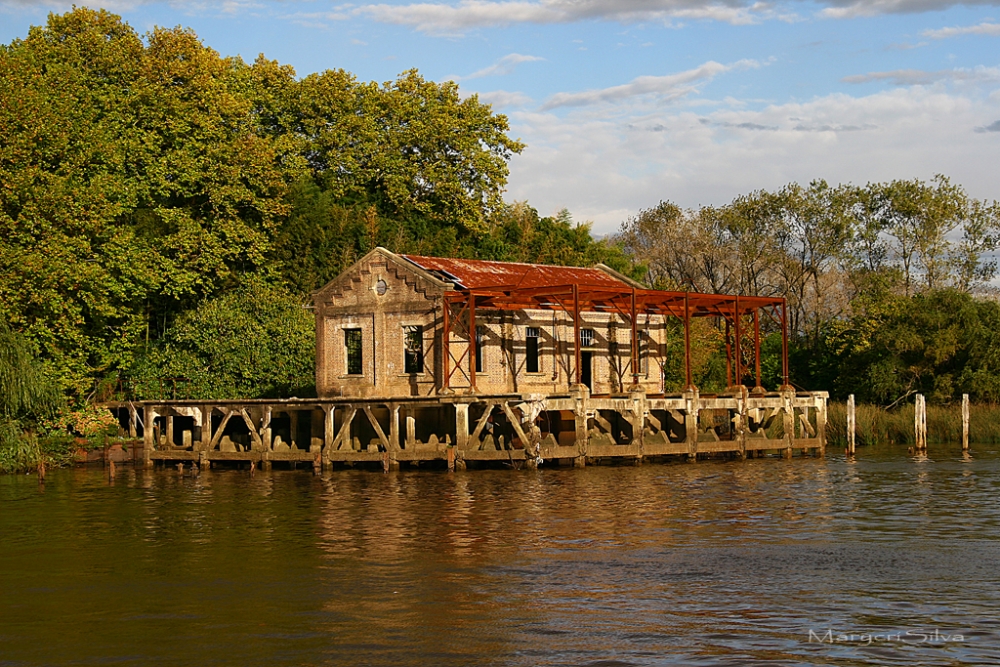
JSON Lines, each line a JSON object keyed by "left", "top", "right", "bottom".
{"left": 2, "top": 1, "right": 999, "bottom": 235}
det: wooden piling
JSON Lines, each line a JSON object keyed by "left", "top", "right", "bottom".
{"left": 846, "top": 394, "right": 856, "bottom": 456}
{"left": 962, "top": 393, "right": 970, "bottom": 451}
{"left": 914, "top": 394, "right": 927, "bottom": 452}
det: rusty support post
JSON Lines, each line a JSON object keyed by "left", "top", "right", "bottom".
{"left": 753, "top": 307, "right": 762, "bottom": 392}
{"left": 469, "top": 293, "right": 477, "bottom": 392}
{"left": 725, "top": 318, "right": 733, "bottom": 389}
{"left": 573, "top": 284, "right": 582, "bottom": 387}
{"left": 442, "top": 295, "right": 451, "bottom": 391}
{"left": 684, "top": 291, "right": 693, "bottom": 390}
{"left": 781, "top": 299, "right": 790, "bottom": 389}
{"left": 630, "top": 288, "right": 640, "bottom": 387}
{"left": 734, "top": 295, "right": 742, "bottom": 389}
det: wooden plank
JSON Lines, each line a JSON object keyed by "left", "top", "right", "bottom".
{"left": 150, "top": 451, "right": 199, "bottom": 461}
{"left": 268, "top": 451, "right": 316, "bottom": 462}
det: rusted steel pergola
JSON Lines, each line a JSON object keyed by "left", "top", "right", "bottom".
{"left": 439, "top": 277, "right": 790, "bottom": 393}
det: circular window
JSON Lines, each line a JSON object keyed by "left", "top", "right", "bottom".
{"left": 375, "top": 279, "right": 388, "bottom": 296}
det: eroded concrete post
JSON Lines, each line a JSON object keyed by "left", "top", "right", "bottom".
{"left": 817, "top": 394, "right": 827, "bottom": 458}
{"left": 454, "top": 403, "right": 469, "bottom": 451}
{"left": 573, "top": 386, "right": 589, "bottom": 467}
{"left": 736, "top": 387, "right": 747, "bottom": 460}
{"left": 782, "top": 390, "right": 794, "bottom": 459}
{"left": 962, "top": 393, "right": 970, "bottom": 451}
{"left": 142, "top": 406, "right": 154, "bottom": 469}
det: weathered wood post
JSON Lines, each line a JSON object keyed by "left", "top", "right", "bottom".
{"left": 847, "top": 394, "right": 856, "bottom": 456}
{"left": 142, "top": 406, "right": 154, "bottom": 468}
{"left": 914, "top": 394, "right": 927, "bottom": 452}
{"left": 165, "top": 414, "right": 174, "bottom": 448}
{"left": 684, "top": 387, "right": 699, "bottom": 462}
{"left": 817, "top": 394, "right": 827, "bottom": 458}
{"left": 962, "top": 393, "right": 970, "bottom": 451}
{"left": 454, "top": 403, "right": 469, "bottom": 451}
{"left": 782, "top": 389, "right": 794, "bottom": 459}
{"left": 390, "top": 404, "right": 401, "bottom": 452}
{"left": 573, "top": 387, "right": 589, "bottom": 468}
{"left": 323, "top": 405, "right": 335, "bottom": 470}
{"left": 736, "top": 388, "right": 747, "bottom": 461}
{"left": 128, "top": 404, "right": 138, "bottom": 440}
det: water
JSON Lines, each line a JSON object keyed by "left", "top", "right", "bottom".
{"left": 2, "top": 446, "right": 1000, "bottom": 666}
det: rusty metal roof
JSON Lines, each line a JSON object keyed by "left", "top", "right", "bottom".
{"left": 402, "top": 255, "right": 628, "bottom": 291}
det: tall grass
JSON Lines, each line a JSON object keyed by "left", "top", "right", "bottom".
{"left": 0, "top": 422, "right": 74, "bottom": 474}
{"left": 826, "top": 402, "right": 1000, "bottom": 447}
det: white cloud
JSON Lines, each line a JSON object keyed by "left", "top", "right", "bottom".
{"left": 349, "top": 0, "right": 1000, "bottom": 32}
{"left": 842, "top": 66, "right": 1000, "bottom": 86}
{"left": 504, "top": 87, "right": 1000, "bottom": 234}
{"left": 821, "top": 0, "right": 1000, "bottom": 19}
{"left": 450, "top": 53, "right": 544, "bottom": 81}
{"left": 923, "top": 21, "right": 1000, "bottom": 39}
{"left": 541, "top": 59, "right": 761, "bottom": 110}
{"left": 468, "top": 89, "right": 534, "bottom": 108}
{"left": 354, "top": 0, "right": 776, "bottom": 34}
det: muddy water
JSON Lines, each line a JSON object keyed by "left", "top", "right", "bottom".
{"left": 2, "top": 446, "right": 1000, "bottom": 666}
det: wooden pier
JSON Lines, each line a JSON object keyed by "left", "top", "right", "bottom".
{"left": 112, "top": 387, "right": 828, "bottom": 471}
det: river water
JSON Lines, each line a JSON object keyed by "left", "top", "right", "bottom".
{"left": 2, "top": 445, "right": 999, "bottom": 666}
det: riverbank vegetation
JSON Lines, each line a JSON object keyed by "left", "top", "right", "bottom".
{"left": 826, "top": 402, "right": 1000, "bottom": 448}
{"left": 3, "top": 8, "right": 1000, "bottom": 436}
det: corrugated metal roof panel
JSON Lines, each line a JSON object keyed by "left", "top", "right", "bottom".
{"left": 402, "top": 255, "right": 628, "bottom": 291}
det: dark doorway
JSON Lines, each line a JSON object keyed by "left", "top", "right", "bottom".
{"left": 580, "top": 351, "right": 593, "bottom": 391}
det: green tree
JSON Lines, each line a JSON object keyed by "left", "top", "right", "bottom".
{"left": 129, "top": 281, "right": 315, "bottom": 399}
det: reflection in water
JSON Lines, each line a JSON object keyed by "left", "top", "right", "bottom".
{"left": 3, "top": 444, "right": 1000, "bottom": 666}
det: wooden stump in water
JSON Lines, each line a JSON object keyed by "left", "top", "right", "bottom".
{"left": 847, "top": 394, "right": 856, "bottom": 456}
{"left": 962, "top": 394, "right": 970, "bottom": 451}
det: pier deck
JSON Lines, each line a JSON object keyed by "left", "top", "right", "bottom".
{"left": 108, "top": 388, "right": 827, "bottom": 471}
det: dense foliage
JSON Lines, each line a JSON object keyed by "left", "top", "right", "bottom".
{"left": 3, "top": 8, "right": 1000, "bottom": 432}
{"left": 1, "top": 8, "right": 627, "bottom": 406}
{"left": 620, "top": 177, "right": 1000, "bottom": 403}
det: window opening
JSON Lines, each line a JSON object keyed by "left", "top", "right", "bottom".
{"left": 526, "top": 326, "right": 540, "bottom": 373}
{"left": 345, "top": 329, "right": 363, "bottom": 375}
{"left": 404, "top": 325, "right": 423, "bottom": 374}
{"left": 475, "top": 326, "right": 485, "bottom": 373}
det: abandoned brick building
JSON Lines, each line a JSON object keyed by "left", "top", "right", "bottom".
{"left": 313, "top": 247, "right": 789, "bottom": 399}
{"left": 128, "top": 247, "right": 828, "bottom": 470}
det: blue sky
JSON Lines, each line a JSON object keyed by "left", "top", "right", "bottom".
{"left": 2, "top": 1, "right": 999, "bottom": 234}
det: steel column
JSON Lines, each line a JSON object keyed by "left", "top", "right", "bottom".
{"left": 469, "top": 293, "right": 477, "bottom": 392}
{"left": 781, "top": 298, "right": 790, "bottom": 388}
{"left": 630, "top": 287, "right": 639, "bottom": 387}
{"left": 725, "top": 318, "right": 733, "bottom": 388}
{"left": 442, "top": 295, "right": 451, "bottom": 391}
{"left": 734, "top": 294, "right": 742, "bottom": 388}
{"left": 573, "top": 284, "right": 582, "bottom": 387}
{"left": 753, "top": 307, "right": 762, "bottom": 391}
{"left": 684, "top": 291, "right": 693, "bottom": 390}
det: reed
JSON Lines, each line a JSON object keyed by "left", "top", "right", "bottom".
{"left": 0, "top": 423, "right": 75, "bottom": 474}
{"left": 827, "top": 401, "right": 1000, "bottom": 447}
